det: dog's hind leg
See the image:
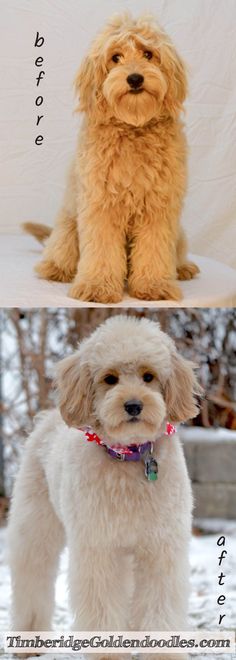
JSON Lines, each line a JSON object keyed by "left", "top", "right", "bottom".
{"left": 35, "top": 159, "right": 79, "bottom": 283}
{"left": 8, "top": 450, "right": 64, "bottom": 630}
{"left": 176, "top": 228, "right": 200, "bottom": 281}
{"left": 35, "top": 213, "right": 79, "bottom": 283}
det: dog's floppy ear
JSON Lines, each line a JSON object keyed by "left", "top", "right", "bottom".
{"left": 55, "top": 350, "right": 93, "bottom": 427}
{"left": 165, "top": 348, "right": 202, "bottom": 423}
{"left": 160, "top": 41, "right": 187, "bottom": 116}
{"left": 74, "top": 56, "right": 95, "bottom": 112}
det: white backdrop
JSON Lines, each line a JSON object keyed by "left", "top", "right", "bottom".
{"left": 1, "top": 0, "right": 236, "bottom": 268}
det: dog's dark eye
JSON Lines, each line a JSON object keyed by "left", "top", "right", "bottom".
{"left": 104, "top": 374, "right": 119, "bottom": 385}
{"left": 112, "top": 53, "right": 121, "bottom": 63}
{"left": 143, "top": 50, "right": 153, "bottom": 60}
{"left": 143, "top": 372, "right": 154, "bottom": 383}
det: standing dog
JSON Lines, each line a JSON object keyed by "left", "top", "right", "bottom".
{"left": 8, "top": 316, "right": 202, "bottom": 660}
{"left": 24, "top": 14, "right": 199, "bottom": 303}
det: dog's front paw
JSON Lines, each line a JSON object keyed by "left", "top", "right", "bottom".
{"left": 69, "top": 278, "right": 123, "bottom": 303}
{"left": 177, "top": 261, "right": 200, "bottom": 281}
{"left": 35, "top": 259, "right": 75, "bottom": 283}
{"left": 128, "top": 278, "right": 182, "bottom": 301}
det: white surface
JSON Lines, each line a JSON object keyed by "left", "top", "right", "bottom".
{"left": 1, "top": 235, "right": 236, "bottom": 307}
{"left": 1, "top": 0, "right": 236, "bottom": 268}
{"left": 1, "top": 522, "right": 236, "bottom": 659}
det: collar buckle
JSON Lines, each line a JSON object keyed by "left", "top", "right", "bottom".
{"left": 115, "top": 452, "right": 125, "bottom": 461}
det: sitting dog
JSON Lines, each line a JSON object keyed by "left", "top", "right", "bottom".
{"left": 24, "top": 13, "right": 199, "bottom": 303}
{"left": 8, "top": 315, "right": 202, "bottom": 660}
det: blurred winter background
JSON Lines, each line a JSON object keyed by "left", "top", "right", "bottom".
{"left": 0, "top": 308, "right": 236, "bottom": 659}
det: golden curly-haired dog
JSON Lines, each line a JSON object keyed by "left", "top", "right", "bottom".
{"left": 25, "top": 14, "right": 199, "bottom": 303}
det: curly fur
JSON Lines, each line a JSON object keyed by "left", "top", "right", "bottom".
{"left": 26, "top": 13, "right": 199, "bottom": 303}
{"left": 8, "top": 316, "right": 202, "bottom": 660}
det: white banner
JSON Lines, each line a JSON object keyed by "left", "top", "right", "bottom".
{"left": 2, "top": 631, "right": 235, "bottom": 654}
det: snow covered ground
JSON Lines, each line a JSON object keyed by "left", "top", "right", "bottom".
{"left": 0, "top": 520, "right": 235, "bottom": 660}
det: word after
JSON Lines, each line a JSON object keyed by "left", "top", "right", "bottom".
{"left": 217, "top": 535, "right": 228, "bottom": 626}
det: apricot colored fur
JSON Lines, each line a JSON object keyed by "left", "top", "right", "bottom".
{"left": 32, "top": 14, "right": 199, "bottom": 302}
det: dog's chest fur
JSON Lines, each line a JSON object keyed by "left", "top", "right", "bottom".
{"left": 78, "top": 118, "right": 186, "bottom": 227}
{"left": 55, "top": 434, "right": 192, "bottom": 552}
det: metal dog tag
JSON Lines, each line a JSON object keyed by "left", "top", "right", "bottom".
{"left": 144, "top": 455, "right": 158, "bottom": 481}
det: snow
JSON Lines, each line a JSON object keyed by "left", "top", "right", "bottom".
{"left": 0, "top": 522, "right": 235, "bottom": 660}
{"left": 180, "top": 428, "right": 236, "bottom": 444}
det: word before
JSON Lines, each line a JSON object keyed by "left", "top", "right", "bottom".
{"left": 217, "top": 535, "right": 228, "bottom": 626}
{"left": 34, "top": 32, "right": 45, "bottom": 145}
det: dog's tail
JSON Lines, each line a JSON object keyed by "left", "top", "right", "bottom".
{"left": 22, "top": 222, "right": 52, "bottom": 244}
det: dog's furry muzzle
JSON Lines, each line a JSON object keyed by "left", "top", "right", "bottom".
{"left": 102, "top": 66, "right": 168, "bottom": 126}
{"left": 95, "top": 386, "right": 167, "bottom": 443}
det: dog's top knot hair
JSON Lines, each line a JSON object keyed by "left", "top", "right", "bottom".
{"left": 100, "top": 12, "right": 165, "bottom": 43}
{"left": 106, "top": 12, "right": 135, "bottom": 31}
{"left": 106, "top": 11, "right": 159, "bottom": 30}
{"left": 98, "top": 314, "right": 161, "bottom": 334}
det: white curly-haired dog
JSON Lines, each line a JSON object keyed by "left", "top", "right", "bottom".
{"left": 8, "top": 316, "right": 202, "bottom": 660}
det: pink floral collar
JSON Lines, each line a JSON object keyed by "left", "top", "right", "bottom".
{"left": 78, "top": 422, "right": 176, "bottom": 481}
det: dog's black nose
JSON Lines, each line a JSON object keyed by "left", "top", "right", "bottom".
{"left": 124, "top": 399, "right": 143, "bottom": 417}
{"left": 127, "top": 73, "right": 144, "bottom": 89}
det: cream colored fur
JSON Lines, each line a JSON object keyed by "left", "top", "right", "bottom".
{"left": 28, "top": 13, "right": 199, "bottom": 303}
{"left": 8, "top": 316, "right": 202, "bottom": 660}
